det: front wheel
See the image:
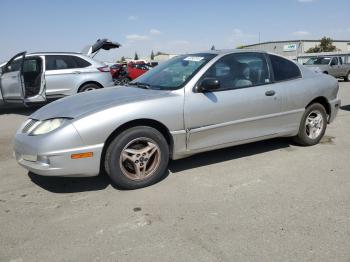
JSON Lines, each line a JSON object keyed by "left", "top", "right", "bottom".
{"left": 293, "top": 103, "right": 327, "bottom": 146}
{"left": 344, "top": 72, "right": 350, "bottom": 82}
{"left": 104, "top": 126, "right": 169, "bottom": 189}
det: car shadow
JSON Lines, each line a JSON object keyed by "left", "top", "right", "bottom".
{"left": 340, "top": 104, "right": 350, "bottom": 112}
{"left": 169, "top": 138, "right": 291, "bottom": 173}
{"left": 28, "top": 169, "right": 171, "bottom": 193}
{"left": 28, "top": 138, "right": 291, "bottom": 193}
{"left": 0, "top": 104, "right": 43, "bottom": 116}
{"left": 28, "top": 172, "right": 111, "bottom": 193}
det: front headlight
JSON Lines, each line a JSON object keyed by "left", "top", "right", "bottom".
{"left": 28, "top": 118, "right": 70, "bottom": 136}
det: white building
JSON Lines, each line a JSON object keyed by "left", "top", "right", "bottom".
{"left": 242, "top": 40, "right": 350, "bottom": 60}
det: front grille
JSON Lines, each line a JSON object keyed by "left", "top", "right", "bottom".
{"left": 22, "top": 119, "right": 38, "bottom": 133}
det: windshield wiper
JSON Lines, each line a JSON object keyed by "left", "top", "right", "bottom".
{"left": 128, "top": 82, "right": 151, "bottom": 89}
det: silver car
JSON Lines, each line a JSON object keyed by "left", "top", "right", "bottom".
{"left": 0, "top": 39, "right": 120, "bottom": 105}
{"left": 14, "top": 50, "right": 341, "bottom": 189}
{"left": 303, "top": 55, "right": 350, "bottom": 81}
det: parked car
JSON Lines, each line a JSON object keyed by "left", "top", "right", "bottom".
{"left": 109, "top": 63, "right": 128, "bottom": 80}
{"left": 0, "top": 39, "right": 120, "bottom": 105}
{"left": 14, "top": 50, "right": 340, "bottom": 189}
{"left": 115, "top": 61, "right": 151, "bottom": 85}
{"left": 303, "top": 55, "right": 350, "bottom": 81}
{"left": 0, "top": 62, "right": 6, "bottom": 75}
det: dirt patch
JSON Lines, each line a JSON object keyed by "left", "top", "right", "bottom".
{"left": 320, "top": 136, "right": 335, "bottom": 145}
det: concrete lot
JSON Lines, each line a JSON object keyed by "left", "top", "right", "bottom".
{"left": 0, "top": 82, "right": 350, "bottom": 262}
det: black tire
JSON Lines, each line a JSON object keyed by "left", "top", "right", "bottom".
{"left": 119, "top": 77, "right": 131, "bottom": 85}
{"left": 344, "top": 72, "right": 350, "bottom": 82}
{"left": 104, "top": 126, "right": 169, "bottom": 189}
{"left": 79, "top": 83, "right": 100, "bottom": 92}
{"left": 113, "top": 79, "right": 121, "bottom": 86}
{"left": 293, "top": 103, "right": 327, "bottom": 146}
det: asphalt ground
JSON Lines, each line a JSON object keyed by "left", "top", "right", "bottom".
{"left": 0, "top": 81, "right": 350, "bottom": 262}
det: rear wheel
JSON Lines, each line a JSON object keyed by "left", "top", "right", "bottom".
{"left": 120, "top": 77, "right": 131, "bottom": 85}
{"left": 79, "top": 83, "right": 100, "bottom": 92}
{"left": 344, "top": 71, "right": 350, "bottom": 82}
{"left": 104, "top": 126, "right": 169, "bottom": 189}
{"left": 293, "top": 103, "right": 327, "bottom": 146}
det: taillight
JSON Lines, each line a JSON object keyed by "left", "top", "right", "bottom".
{"left": 97, "top": 66, "right": 110, "bottom": 72}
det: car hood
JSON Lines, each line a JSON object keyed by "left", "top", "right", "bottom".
{"left": 30, "top": 86, "right": 172, "bottom": 120}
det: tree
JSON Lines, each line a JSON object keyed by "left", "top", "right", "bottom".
{"left": 120, "top": 56, "right": 126, "bottom": 62}
{"left": 306, "top": 37, "right": 337, "bottom": 53}
{"left": 211, "top": 45, "right": 215, "bottom": 50}
{"left": 134, "top": 52, "right": 139, "bottom": 60}
{"left": 236, "top": 45, "right": 245, "bottom": 49}
{"left": 150, "top": 50, "right": 155, "bottom": 60}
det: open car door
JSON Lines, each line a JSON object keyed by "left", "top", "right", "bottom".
{"left": 22, "top": 55, "right": 46, "bottom": 104}
{"left": 0, "top": 52, "right": 26, "bottom": 103}
{"left": 85, "top": 39, "right": 121, "bottom": 58}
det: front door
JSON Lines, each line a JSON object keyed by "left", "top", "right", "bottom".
{"left": 329, "top": 57, "right": 340, "bottom": 77}
{"left": 23, "top": 56, "right": 46, "bottom": 103}
{"left": 0, "top": 52, "right": 26, "bottom": 103}
{"left": 185, "top": 52, "right": 284, "bottom": 151}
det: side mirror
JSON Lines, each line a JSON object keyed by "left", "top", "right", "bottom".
{"left": 197, "top": 77, "right": 220, "bottom": 92}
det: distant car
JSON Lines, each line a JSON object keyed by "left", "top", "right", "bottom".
{"left": 115, "top": 62, "right": 151, "bottom": 85}
{"left": 0, "top": 39, "right": 121, "bottom": 105}
{"left": 109, "top": 63, "right": 127, "bottom": 80}
{"left": 14, "top": 50, "right": 340, "bottom": 189}
{"left": 303, "top": 56, "right": 350, "bottom": 81}
{"left": 148, "top": 61, "right": 159, "bottom": 67}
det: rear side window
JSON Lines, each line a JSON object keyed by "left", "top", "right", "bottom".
{"left": 45, "top": 55, "right": 84, "bottom": 70}
{"left": 72, "top": 56, "right": 91, "bottom": 68}
{"left": 269, "top": 55, "right": 301, "bottom": 82}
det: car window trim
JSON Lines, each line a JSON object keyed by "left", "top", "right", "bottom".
{"left": 45, "top": 55, "right": 79, "bottom": 71}
{"left": 267, "top": 54, "right": 302, "bottom": 83}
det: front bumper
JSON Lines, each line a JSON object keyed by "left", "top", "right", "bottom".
{"left": 14, "top": 123, "right": 103, "bottom": 177}
{"left": 328, "top": 98, "right": 341, "bottom": 123}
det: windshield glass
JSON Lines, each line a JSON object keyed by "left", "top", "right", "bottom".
{"left": 130, "top": 53, "right": 216, "bottom": 90}
{"left": 304, "top": 57, "right": 331, "bottom": 65}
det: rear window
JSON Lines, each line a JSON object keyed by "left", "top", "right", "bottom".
{"left": 269, "top": 55, "right": 301, "bottom": 82}
{"left": 72, "top": 56, "right": 91, "bottom": 68}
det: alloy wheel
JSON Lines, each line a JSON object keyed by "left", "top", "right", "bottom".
{"left": 119, "top": 137, "right": 161, "bottom": 181}
{"left": 305, "top": 110, "right": 324, "bottom": 139}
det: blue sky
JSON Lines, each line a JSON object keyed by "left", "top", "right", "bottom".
{"left": 0, "top": 0, "right": 349, "bottom": 63}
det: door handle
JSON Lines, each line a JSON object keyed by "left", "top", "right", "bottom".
{"left": 265, "top": 90, "right": 276, "bottom": 96}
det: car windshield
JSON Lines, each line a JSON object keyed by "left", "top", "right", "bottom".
{"left": 129, "top": 53, "right": 216, "bottom": 90}
{"left": 304, "top": 57, "right": 331, "bottom": 65}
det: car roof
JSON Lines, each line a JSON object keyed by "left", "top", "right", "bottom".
{"left": 195, "top": 49, "right": 268, "bottom": 55}
{"left": 28, "top": 52, "right": 85, "bottom": 56}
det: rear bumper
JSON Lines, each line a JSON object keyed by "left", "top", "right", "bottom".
{"left": 328, "top": 98, "right": 341, "bottom": 123}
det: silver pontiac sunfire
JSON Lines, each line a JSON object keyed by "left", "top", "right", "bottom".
{"left": 14, "top": 50, "right": 341, "bottom": 189}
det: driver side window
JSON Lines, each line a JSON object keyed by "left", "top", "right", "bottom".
{"left": 331, "top": 57, "right": 339, "bottom": 65}
{"left": 4, "top": 58, "right": 23, "bottom": 73}
{"left": 201, "top": 52, "right": 270, "bottom": 90}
